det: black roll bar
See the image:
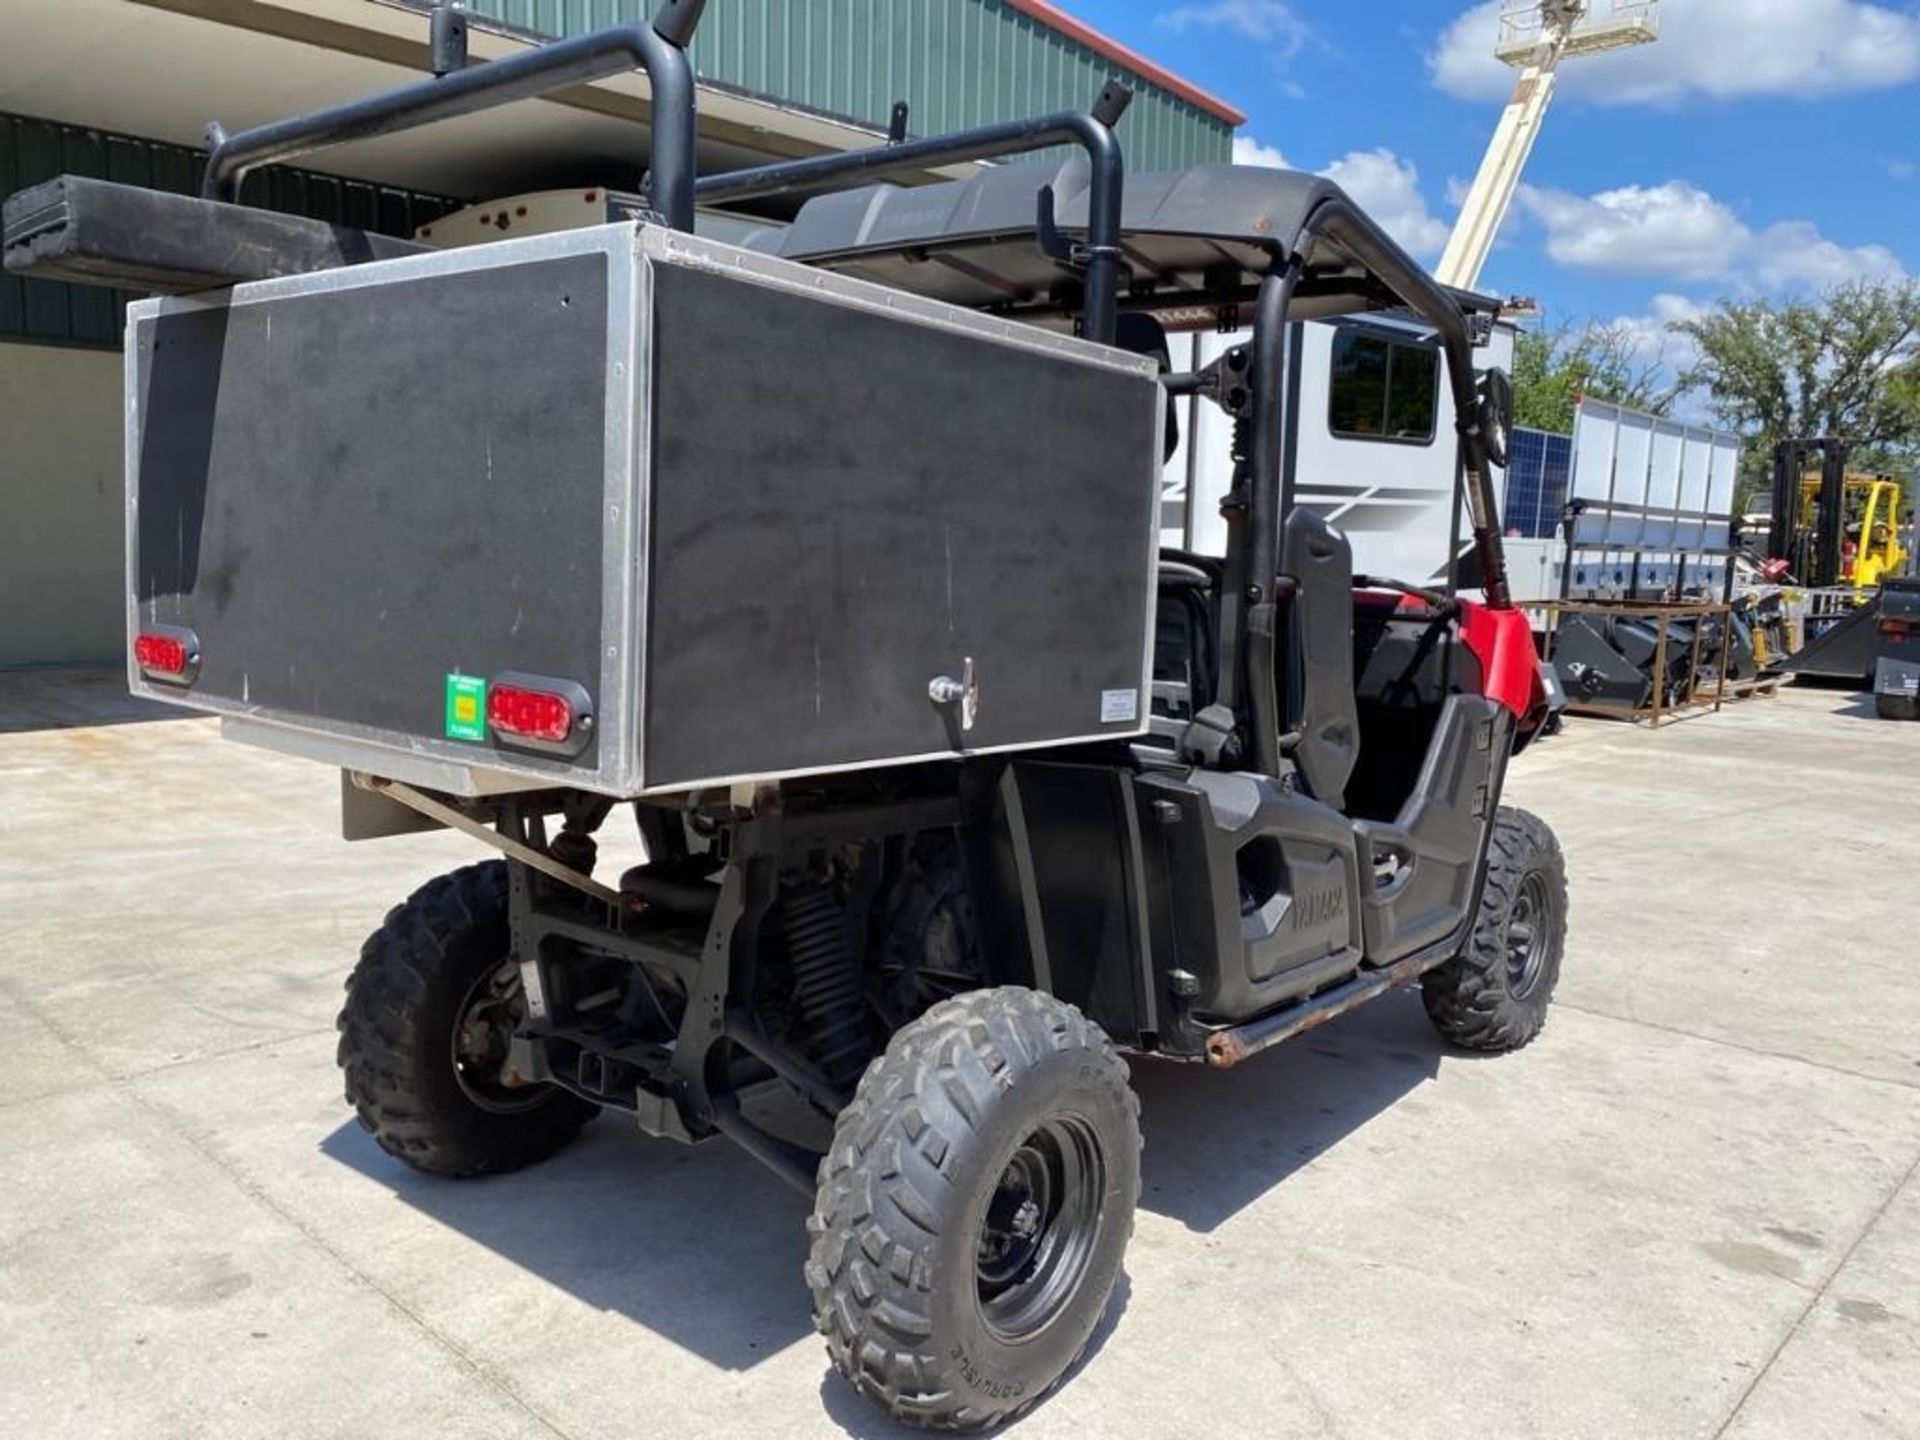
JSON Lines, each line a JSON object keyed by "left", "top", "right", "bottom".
{"left": 200, "top": 0, "right": 707, "bottom": 233}
{"left": 1223, "top": 202, "right": 1513, "bottom": 770}
{"left": 693, "top": 84, "right": 1133, "bottom": 346}
{"left": 1243, "top": 263, "right": 1299, "bottom": 779}
{"left": 1286, "top": 199, "right": 1512, "bottom": 610}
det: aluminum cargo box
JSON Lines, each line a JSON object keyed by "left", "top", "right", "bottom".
{"left": 125, "top": 224, "right": 1163, "bottom": 796}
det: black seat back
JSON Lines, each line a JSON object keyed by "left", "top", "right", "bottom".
{"left": 1280, "top": 508, "right": 1359, "bottom": 810}
{"left": 1145, "top": 559, "right": 1217, "bottom": 750}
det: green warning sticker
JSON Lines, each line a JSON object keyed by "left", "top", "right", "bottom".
{"left": 444, "top": 673, "right": 487, "bottom": 742}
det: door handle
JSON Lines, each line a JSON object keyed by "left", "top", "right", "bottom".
{"left": 928, "top": 656, "right": 978, "bottom": 732}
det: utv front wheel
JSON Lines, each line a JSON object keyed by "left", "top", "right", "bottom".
{"left": 338, "top": 861, "right": 596, "bottom": 1177}
{"left": 807, "top": 987, "right": 1141, "bottom": 1432}
{"left": 1422, "top": 807, "right": 1567, "bottom": 1052}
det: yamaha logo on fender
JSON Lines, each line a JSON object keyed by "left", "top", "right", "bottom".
{"left": 1294, "top": 885, "right": 1348, "bottom": 928}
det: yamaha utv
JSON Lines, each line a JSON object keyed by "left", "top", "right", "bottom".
{"left": 3, "top": 2, "right": 1562, "bottom": 1428}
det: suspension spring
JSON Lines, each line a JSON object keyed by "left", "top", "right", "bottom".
{"left": 781, "top": 884, "right": 871, "bottom": 1089}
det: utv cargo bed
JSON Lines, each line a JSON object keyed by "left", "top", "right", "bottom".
{"left": 126, "top": 223, "right": 1163, "bottom": 795}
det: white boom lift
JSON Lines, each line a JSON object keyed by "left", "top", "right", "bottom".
{"left": 1436, "top": 0, "right": 1660, "bottom": 291}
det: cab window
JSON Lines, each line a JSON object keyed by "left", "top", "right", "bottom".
{"left": 1328, "top": 328, "right": 1439, "bottom": 444}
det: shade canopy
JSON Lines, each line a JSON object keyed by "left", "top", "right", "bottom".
{"left": 744, "top": 159, "right": 1499, "bottom": 331}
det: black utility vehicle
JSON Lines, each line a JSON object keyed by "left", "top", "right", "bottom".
{"left": 1874, "top": 579, "right": 1920, "bottom": 719}
{"left": 3, "top": 2, "right": 1564, "bottom": 1428}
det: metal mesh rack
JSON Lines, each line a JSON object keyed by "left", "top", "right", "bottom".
{"left": 1497, "top": 0, "right": 1659, "bottom": 65}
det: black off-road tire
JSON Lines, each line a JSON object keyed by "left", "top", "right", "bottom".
{"left": 1422, "top": 807, "right": 1566, "bottom": 1052}
{"left": 807, "top": 987, "right": 1141, "bottom": 1432}
{"left": 338, "top": 861, "right": 596, "bottom": 1177}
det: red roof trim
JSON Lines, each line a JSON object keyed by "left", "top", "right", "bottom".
{"left": 1002, "top": 0, "right": 1248, "bottom": 128}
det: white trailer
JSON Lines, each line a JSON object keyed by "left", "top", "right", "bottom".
{"left": 1165, "top": 314, "right": 1518, "bottom": 592}
{"left": 1560, "top": 397, "right": 1744, "bottom": 599}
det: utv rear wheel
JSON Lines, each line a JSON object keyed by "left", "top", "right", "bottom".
{"left": 1422, "top": 807, "right": 1566, "bottom": 1052}
{"left": 807, "top": 987, "right": 1140, "bottom": 1432}
{"left": 338, "top": 861, "right": 596, "bottom": 1177}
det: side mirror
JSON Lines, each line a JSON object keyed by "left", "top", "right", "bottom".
{"left": 1475, "top": 366, "right": 1513, "bottom": 470}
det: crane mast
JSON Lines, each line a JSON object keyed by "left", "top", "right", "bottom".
{"left": 1436, "top": 0, "right": 1659, "bottom": 292}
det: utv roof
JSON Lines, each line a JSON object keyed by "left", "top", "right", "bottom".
{"left": 745, "top": 160, "right": 1500, "bottom": 330}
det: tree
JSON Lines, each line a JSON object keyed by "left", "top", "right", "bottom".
{"left": 1511, "top": 319, "right": 1679, "bottom": 434}
{"left": 1673, "top": 281, "right": 1920, "bottom": 493}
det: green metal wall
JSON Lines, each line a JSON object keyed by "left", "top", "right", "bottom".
{"left": 459, "top": 0, "right": 1234, "bottom": 173}
{"left": 1, "top": 1, "right": 1231, "bottom": 346}
{"left": 0, "top": 112, "right": 456, "bottom": 349}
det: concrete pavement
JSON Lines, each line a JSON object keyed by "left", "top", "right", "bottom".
{"left": 2, "top": 668, "right": 1917, "bottom": 1439}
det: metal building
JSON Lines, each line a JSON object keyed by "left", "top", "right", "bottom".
{"left": 0, "top": 0, "right": 1239, "bottom": 666}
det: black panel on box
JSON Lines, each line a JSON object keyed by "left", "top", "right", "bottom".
{"left": 131, "top": 253, "right": 609, "bottom": 769}
{"left": 643, "top": 262, "right": 1159, "bottom": 787}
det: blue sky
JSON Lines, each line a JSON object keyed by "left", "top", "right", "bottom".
{"left": 1085, "top": 0, "right": 1920, "bottom": 377}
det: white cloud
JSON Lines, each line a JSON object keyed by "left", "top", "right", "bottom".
{"left": 1159, "top": 0, "right": 1310, "bottom": 54}
{"left": 1516, "top": 179, "right": 1910, "bottom": 290}
{"left": 1602, "top": 294, "right": 1715, "bottom": 419}
{"left": 1609, "top": 293, "right": 1708, "bottom": 373}
{"left": 1430, "top": 0, "right": 1920, "bottom": 105}
{"left": 1320, "top": 150, "right": 1453, "bottom": 260}
{"left": 1750, "top": 221, "right": 1909, "bottom": 290}
{"left": 1516, "top": 181, "right": 1748, "bottom": 280}
{"left": 1880, "top": 156, "right": 1917, "bottom": 181}
{"left": 1238, "top": 142, "right": 1911, "bottom": 291}
{"left": 1234, "top": 135, "right": 1451, "bottom": 259}
{"left": 1231, "top": 134, "right": 1290, "bottom": 169}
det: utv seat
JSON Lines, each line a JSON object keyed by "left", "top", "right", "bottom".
{"left": 1147, "top": 557, "right": 1217, "bottom": 746}
{"left": 1279, "top": 508, "right": 1360, "bottom": 811}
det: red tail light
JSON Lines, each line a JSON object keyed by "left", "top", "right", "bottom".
{"left": 134, "top": 627, "right": 199, "bottom": 683}
{"left": 1883, "top": 618, "right": 1911, "bottom": 641}
{"left": 487, "top": 684, "right": 573, "bottom": 742}
{"left": 485, "top": 673, "right": 593, "bottom": 755}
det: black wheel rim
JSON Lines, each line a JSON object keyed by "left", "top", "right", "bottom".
{"left": 451, "top": 961, "right": 545, "bottom": 1114}
{"left": 975, "top": 1114, "right": 1106, "bottom": 1343}
{"left": 1506, "top": 871, "right": 1552, "bottom": 1000}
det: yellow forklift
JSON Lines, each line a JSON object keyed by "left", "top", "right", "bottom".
{"left": 1850, "top": 477, "right": 1908, "bottom": 590}
{"left": 1770, "top": 438, "right": 1913, "bottom": 681}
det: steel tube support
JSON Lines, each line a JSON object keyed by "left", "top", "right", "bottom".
{"left": 694, "top": 93, "right": 1130, "bottom": 344}
{"left": 357, "top": 775, "right": 621, "bottom": 906}
{"left": 708, "top": 1100, "right": 821, "bottom": 1196}
{"left": 1247, "top": 266, "right": 1298, "bottom": 610}
{"left": 1296, "top": 198, "right": 1513, "bottom": 609}
{"left": 1242, "top": 263, "right": 1300, "bottom": 778}
{"left": 722, "top": 1015, "right": 851, "bottom": 1115}
{"left": 1204, "top": 953, "right": 1434, "bottom": 1068}
{"left": 202, "top": 0, "right": 705, "bottom": 232}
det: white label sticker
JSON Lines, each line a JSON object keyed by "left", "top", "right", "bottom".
{"left": 518, "top": 960, "right": 549, "bottom": 1020}
{"left": 1099, "top": 687, "right": 1140, "bottom": 724}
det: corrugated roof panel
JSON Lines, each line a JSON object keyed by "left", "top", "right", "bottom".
{"left": 0, "top": 112, "right": 456, "bottom": 349}
{"left": 455, "top": 0, "right": 1233, "bottom": 173}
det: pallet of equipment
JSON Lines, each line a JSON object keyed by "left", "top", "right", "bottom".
{"left": 1545, "top": 599, "right": 1738, "bottom": 730}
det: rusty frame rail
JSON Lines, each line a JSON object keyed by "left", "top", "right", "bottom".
{"left": 1203, "top": 952, "right": 1438, "bottom": 1069}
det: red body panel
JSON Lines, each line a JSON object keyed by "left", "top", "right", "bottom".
{"left": 1457, "top": 600, "right": 1545, "bottom": 720}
